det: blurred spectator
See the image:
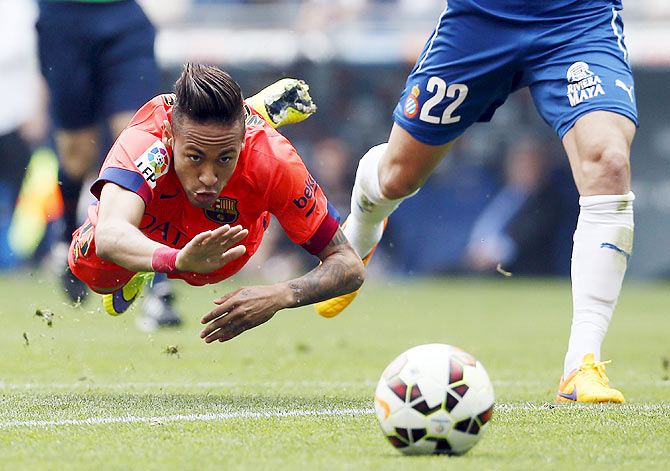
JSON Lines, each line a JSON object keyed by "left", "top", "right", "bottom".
{"left": 378, "top": 116, "right": 581, "bottom": 278}
{"left": 309, "top": 137, "right": 355, "bottom": 217}
{"left": 464, "top": 136, "right": 578, "bottom": 276}
{"left": 382, "top": 135, "right": 498, "bottom": 275}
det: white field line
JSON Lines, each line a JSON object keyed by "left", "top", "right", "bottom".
{"left": 0, "top": 380, "right": 377, "bottom": 390}
{"left": 494, "top": 403, "right": 670, "bottom": 411}
{"left": 1, "top": 379, "right": 668, "bottom": 391}
{"left": 3, "top": 402, "right": 670, "bottom": 430}
{"left": 0, "top": 407, "right": 373, "bottom": 429}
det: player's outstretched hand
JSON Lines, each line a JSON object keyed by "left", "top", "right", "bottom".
{"left": 176, "top": 225, "right": 248, "bottom": 273}
{"left": 199, "top": 284, "right": 287, "bottom": 343}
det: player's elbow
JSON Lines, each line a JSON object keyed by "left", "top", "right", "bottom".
{"left": 94, "top": 226, "right": 115, "bottom": 262}
{"left": 95, "top": 239, "right": 112, "bottom": 262}
{"left": 344, "top": 253, "right": 366, "bottom": 294}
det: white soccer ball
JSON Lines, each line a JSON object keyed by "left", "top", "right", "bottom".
{"left": 374, "top": 343, "right": 494, "bottom": 455}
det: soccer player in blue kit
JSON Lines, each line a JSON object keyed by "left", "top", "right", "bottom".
{"left": 317, "top": 0, "right": 637, "bottom": 403}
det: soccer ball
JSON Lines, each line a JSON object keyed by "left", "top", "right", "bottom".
{"left": 374, "top": 343, "right": 494, "bottom": 455}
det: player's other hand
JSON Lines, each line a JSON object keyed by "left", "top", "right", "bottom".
{"left": 176, "top": 225, "right": 248, "bottom": 273}
{"left": 199, "top": 284, "right": 288, "bottom": 343}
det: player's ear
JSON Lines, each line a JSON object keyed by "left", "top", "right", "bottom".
{"left": 162, "top": 120, "right": 174, "bottom": 149}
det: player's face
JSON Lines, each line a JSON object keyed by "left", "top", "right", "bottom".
{"left": 168, "top": 118, "right": 245, "bottom": 209}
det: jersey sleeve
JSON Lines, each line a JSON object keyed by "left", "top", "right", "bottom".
{"left": 263, "top": 138, "right": 341, "bottom": 255}
{"left": 90, "top": 129, "right": 171, "bottom": 206}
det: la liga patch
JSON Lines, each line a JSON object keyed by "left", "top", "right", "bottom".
{"left": 134, "top": 140, "right": 170, "bottom": 188}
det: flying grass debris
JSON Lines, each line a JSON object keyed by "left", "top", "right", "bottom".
{"left": 164, "top": 345, "right": 180, "bottom": 357}
{"left": 35, "top": 308, "right": 54, "bottom": 327}
{"left": 496, "top": 263, "right": 513, "bottom": 277}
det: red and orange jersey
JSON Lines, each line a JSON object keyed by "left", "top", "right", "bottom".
{"left": 86, "top": 94, "right": 339, "bottom": 285}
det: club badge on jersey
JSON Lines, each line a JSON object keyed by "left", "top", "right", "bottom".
{"left": 204, "top": 197, "right": 240, "bottom": 225}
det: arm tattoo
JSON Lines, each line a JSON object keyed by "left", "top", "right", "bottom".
{"left": 287, "top": 229, "right": 363, "bottom": 307}
{"left": 327, "top": 229, "right": 348, "bottom": 248}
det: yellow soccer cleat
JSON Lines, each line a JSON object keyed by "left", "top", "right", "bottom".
{"left": 103, "top": 272, "right": 155, "bottom": 316}
{"left": 556, "top": 353, "right": 625, "bottom": 403}
{"left": 248, "top": 78, "right": 317, "bottom": 128}
{"left": 314, "top": 218, "right": 387, "bottom": 318}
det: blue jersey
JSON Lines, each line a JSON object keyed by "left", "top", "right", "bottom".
{"left": 450, "top": 0, "right": 623, "bottom": 21}
{"left": 393, "top": 0, "right": 636, "bottom": 145}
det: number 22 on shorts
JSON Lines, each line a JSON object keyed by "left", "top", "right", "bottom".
{"left": 419, "top": 77, "right": 468, "bottom": 125}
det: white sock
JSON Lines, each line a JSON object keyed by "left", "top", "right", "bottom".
{"left": 564, "top": 191, "right": 634, "bottom": 378}
{"left": 343, "top": 143, "right": 413, "bottom": 258}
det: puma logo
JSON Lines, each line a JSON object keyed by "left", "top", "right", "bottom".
{"left": 615, "top": 79, "right": 634, "bottom": 102}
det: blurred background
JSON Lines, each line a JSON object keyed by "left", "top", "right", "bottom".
{"left": 1, "top": 0, "right": 669, "bottom": 287}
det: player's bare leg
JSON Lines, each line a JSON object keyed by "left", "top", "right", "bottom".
{"left": 53, "top": 126, "right": 100, "bottom": 303}
{"left": 558, "top": 110, "right": 635, "bottom": 403}
{"left": 55, "top": 126, "right": 99, "bottom": 180}
{"left": 315, "top": 124, "right": 454, "bottom": 317}
{"left": 347, "top": 124, "right": 454, "bottom": 260}
{"left": 109, "top": 111, "right": 135, "bottom": 138}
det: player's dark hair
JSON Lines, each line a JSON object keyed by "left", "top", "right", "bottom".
{"left": 172, "top": 63, "right": 245, "bottom": 135}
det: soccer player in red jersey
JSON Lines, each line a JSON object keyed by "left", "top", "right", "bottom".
{"left": 68, "top": 63, "right": 365, "bottom": 343}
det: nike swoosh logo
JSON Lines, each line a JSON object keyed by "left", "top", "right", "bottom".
{"left": 159, "top": 192, "right": 180, "bottom": 199}
{"left": 558, "top": 386, "right": 578, "bottom": 401}
{"left": 112, "top": 289, "right": 138, "bottom": 313}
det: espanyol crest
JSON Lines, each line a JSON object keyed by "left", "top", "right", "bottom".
{"left": 404, "top": 84, "right": 421, "bottom": 118}
{"left": 566, "top": 61, "right": 594, "bottom": 82}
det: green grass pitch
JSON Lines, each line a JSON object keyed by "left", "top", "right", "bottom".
{"left": 1, "top": 271, "right": 668, "bottom": 470}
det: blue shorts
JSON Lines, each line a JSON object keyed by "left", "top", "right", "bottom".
{"left": 36, "top": 0, "right": 159, "bottom": 130}
{"left": 393, "top": 3, "right": 638, "bottom": 145}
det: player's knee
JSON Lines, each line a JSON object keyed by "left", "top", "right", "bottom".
{"left": 378, "top": 169, "right": 421, "bottom": 200}
{"left": 56, "top": 132, "right": 99, "bottom": 178}
{"left": 581, "top": 145, "right": 630, "bottom": 193}
{"left": 109, "top": 112, "right": 134, "bottom": 138}
{"left": 599, "top": 147, "right": 629, "bottom": 182}
{"left": 60, "top": 156, "right": 94, "bottom": 179}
